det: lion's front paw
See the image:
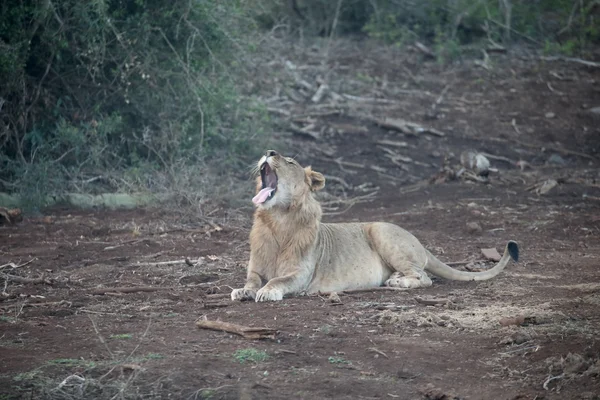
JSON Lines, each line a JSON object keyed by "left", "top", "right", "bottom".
{"left": 231, "top": 288, "right": 257, "bottom": 301}
{"left": 255, "top": 287, "right": 283, "bottom": 302}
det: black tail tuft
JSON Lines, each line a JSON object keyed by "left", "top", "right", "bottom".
{"left": 507, "top": 241, "right": 519, "bottom": 262}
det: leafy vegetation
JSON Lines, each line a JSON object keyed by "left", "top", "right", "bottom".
{"left": 0, "top": 0, "right": 264, "bottom": 208}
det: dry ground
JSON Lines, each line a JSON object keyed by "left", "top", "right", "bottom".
{"left": 1, "top": 39, "right": 600, "bottom": 399}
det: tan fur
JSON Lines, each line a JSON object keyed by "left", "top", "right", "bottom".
{"left": 232, "top": 151, "right": 519, "bottom": 302}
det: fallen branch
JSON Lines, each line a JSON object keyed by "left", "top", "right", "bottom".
{"left": 541, "top": 56, "right": 600, "bottom": 68}
{"left": 543, "top": 373, "right": 565, "bottom": 390}
{"left": 0, "top": 258, "right": 37, "bottom": 270}
{"left": 205, "top": 293, "right": 232, "bottom": 300}
{"left": 90, "top": 286, "right": 173, "bottom": 295}
{"left": 196, "top": 319, "right": 277, "bottom": 340}
{"left": 368, "top": 347, "right": 389, "bottom": 358}
{"left": 373, "top": 117, "right": 445, "bottom": 137}
{"left": 128, "top": 259, "right": 190, "bottom": 267}
{"left": 376, "top": 139, "right": 408, "bottom": 148}
{"left": 1, "top": 273, "right": 53, "bottom": 285}
{"left": 340, "top": 93, "right": 399, "bottom": 104}
{"left": 289, "top": 123, "right": 320, "bottom": 140}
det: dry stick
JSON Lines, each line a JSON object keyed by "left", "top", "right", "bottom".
{"left": 88, "top": 314, "right": 114, "bottom": 358}
{"left": 0, "top": 258, "right": 37, "bottom": 270}
{"left": 368, "top": 347, "right": 389, "bottom": 359}
{"left": 129, "top": 259, "right": 189, "bottom": 267}
{"left": 543, "top": 373, "right": 565, "bottom": 390}
{"left": 377, "top": 139, "right": 408, "bottom": 148}
{"left": 541, "top": 56, "right": 600, "bottom": 68}
{"left": 90, "top": 286, "right": 173, "bottom": 295}
{"left": 196, "top": 319, "right": 277, "bottom": 340}
{"left": 206, "top": 293, "right": 232, "bottom": 300}
{"left": 481, "top": 152, "right": 516, "bottom": 165}
{"left": 323, "top": 175, "right": 352, "bottom": 189}
{"left": 1, "top": 273, "right": 52, "bottom": 285}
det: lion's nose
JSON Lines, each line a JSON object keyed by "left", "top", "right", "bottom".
{"left": 266, "top": 150, "right": 278, "bottom": 157}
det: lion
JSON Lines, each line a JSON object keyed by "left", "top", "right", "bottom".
{"left": 231, "top": 150, "right": 519, "bottom": 302}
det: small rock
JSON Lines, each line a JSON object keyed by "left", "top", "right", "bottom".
{"left": 328, "top": 292, "right": 341, "bottom": 303}
{"left": 466, "top": 221, "right": 482, "bottom": 234}
{"left": 545, "top": 112, "right": 556, "bottom": 118}
{"left": 481, "top": 247, "right": 501, "bottom": 261}
{"left": 548, "top": 154, "right": 566, "bottom": 165}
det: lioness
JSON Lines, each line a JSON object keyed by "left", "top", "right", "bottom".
{"left": 231, "top": 150, "right": 519, "bottom": 302}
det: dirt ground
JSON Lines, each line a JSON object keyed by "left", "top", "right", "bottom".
{"left": 1, "top": 39, "right": 600, "bottom": 399}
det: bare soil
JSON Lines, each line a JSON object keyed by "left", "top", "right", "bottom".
{"left": 1, "top": 40, "right": 600, "bottom": 399}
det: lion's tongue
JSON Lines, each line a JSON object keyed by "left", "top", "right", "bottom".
{"left": 252, "top": 187, "right": 275, "bottom": 204}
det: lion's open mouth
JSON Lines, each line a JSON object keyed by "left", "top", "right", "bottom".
{"left": 252, "top": 162, "right": 278, "bottom": 204}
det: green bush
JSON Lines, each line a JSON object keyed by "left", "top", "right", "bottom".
{"left": 0, "top": 0, "right": 263, "bottom": 207}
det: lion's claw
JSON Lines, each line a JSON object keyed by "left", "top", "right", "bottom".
{"left": 255, "top": 287, "right": 283, "bottom": 302}
{"left": 231, "top": 288, "right": 257, "bottom": 301}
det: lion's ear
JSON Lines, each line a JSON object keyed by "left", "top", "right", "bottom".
{"left": 304, "top": 167, "right": 325, "bottom": 191}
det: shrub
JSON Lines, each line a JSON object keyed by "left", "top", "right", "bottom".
{"left": 0, "top": 0, "right": 263, "bottom": 207}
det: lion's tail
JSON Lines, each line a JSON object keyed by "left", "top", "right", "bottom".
{"left": 424, "top": 241, "right": 519, "bottom": 281}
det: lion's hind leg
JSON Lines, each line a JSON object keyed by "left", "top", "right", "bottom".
{"left": 365, "top": 222, "right": 432, "bottom": 289}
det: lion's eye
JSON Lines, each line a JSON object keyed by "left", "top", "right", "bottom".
{"left": 285, "top": 158, "right": 295, "bottom": 164}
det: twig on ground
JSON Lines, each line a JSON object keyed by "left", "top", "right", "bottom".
{"left": 541, "top": 56, "right": 600, "bottom": 68}
{"left": 340, "top": 93, "right": 399, "bottom": 104}
{"left": 88, "top": 315, "right": 114, "bottom": 358}
{"left": 377, "top": 139, "right": 408, "bottom": 148}
{"left": 90, "top": 286, "right": 173, "bottom": 295}
{"left": 546, "top": 82, "right": 565, "bottom": 96}
{"left": 205, "top": 293, "right": 231, "bottom": 300}
{"left": 79, "top": 309, "right": 135, "bottom": 317}
{"left": 481, "top": 152, "right": 516, "bottom": 165}
{"left": 368, "top": 347, "right": 389, "bottom": 359}
{"left": 129, "top": 259, "right": 190, "bottom": 267}
{"left": 0, "top": 258, "right": 37, "bottom": 270}
{"left": 196, "top": 318, "right": 277, "bottom": 340}
{"left": 1, "top": 273, "right": 53, "bottom": 285}
{"left": 543, "top": 373, "right": 565, "bottom": 390}
{"left": 323, "top": 175, "right": 352, "bottom": 189}
{"left": 432, "top": 84, "right": 451, "bottom": 110}
{"left": 56, "top": 374, "right": 86, "bottom": 391}
{"left": 373, "top": 117, "right": 445, "bottom": 137}
{"left": 289, "top": 123, "right": 320, "bottom": 140}
{"left": 0, "top": 300, "right": 72, "bottom": 309}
